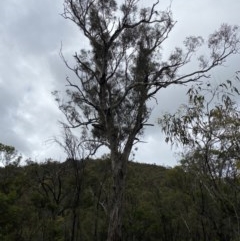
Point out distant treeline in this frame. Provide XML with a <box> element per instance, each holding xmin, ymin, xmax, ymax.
<box><xmin>0</xmin><ymin>157</ymin><xmax>240</xmax><ymax>241</ymax></box>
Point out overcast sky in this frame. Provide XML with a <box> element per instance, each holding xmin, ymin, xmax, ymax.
<box><xmin>0</xmin><ymin>0</ymin><xmax>240</xmax><ymax>166</ymax></box>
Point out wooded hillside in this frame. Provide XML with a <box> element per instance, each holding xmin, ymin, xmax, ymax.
<box><xmin>1</xmin><ymin>156</ymin><xmax>239</xmax><ymax>241</ymax></box>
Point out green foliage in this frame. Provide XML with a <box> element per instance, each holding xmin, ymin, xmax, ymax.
<box><xmin>0</xmin><ymin>156</ymin><xmax>240</xmax><ymax>240</ymax></box>
<box><xmin>159</xmin><ymin>74</ymin><xmax>240</xmax><ymax>240</ymax></box>
<box><xmin>0</xmin><ymin>142</ymin><xmax>21</xmax><ymax>166</ymax></box>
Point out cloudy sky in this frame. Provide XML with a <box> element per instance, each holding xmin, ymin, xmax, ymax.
<box><xmin>0</xmin><ymin>0</ymin><xmax>240</xmax><ymax>166</ymax></box>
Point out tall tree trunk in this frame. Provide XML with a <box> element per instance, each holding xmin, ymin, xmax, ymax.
<box><xmin>107</xmin><ymin>155</ymin><xmax>127</xmax><ymax>241</ymax></box>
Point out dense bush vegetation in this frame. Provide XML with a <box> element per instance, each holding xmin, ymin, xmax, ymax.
<box><xmin>0</xmin><ymin>156</ymin><xmax>240</xmax><ymax>241</ymax></box>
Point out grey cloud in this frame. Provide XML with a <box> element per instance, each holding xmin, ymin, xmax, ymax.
<box><xmin>0</xmin><ymin>0</ymin><xmax>240</xmax><ymax>165</ymax></box>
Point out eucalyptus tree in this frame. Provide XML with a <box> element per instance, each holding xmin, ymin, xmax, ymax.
<box><xmin>160</xmin><ymin>78</ymin><xmax>240</xmax><ymax>239</ymax></box>
<box><xmin>160</xmin><ymin>78</ymin><xmax>240</xmax><ymax>180</ymax></box>
<box><xmin>55</xmin><ymin>0</ymin><xmax>240</xmax><ymax>239</ymax></box>
<box><xmin>0</xmin><ymin>143</ymin><xmax>21</xmax><ymax>167</ymax></box>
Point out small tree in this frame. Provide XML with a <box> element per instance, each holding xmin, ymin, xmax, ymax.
<box><xmin>55</xmin><ymin>0</ymin><xmax>240</xmax><ymax>240</ymax></box>
<box><xmin>54</xmin><ymin>126</ymin><xmax>87</xmax><ymax>241</ymax></box>
<box><xmin>0</xmin><ymin>143</ymin><xmax>21</xmax><ymax>167</ymax></box>
<box><xmin>159</xmin><ymin>77</ymin><xmax>240</xmax><ymax>238</ymax></box>
<box><xmin>160</xmin><ymin>78</ymin><xmax>240</xmax><ymax>180</ymax></box>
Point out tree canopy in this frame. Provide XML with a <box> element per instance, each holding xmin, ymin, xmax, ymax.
<box><xmin>54</xmin><ymin>0</ymin><xmax>240</xmax><ymax>240</ymax></box>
